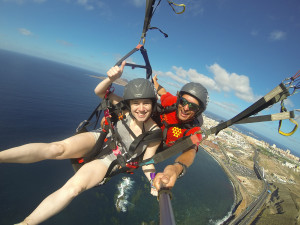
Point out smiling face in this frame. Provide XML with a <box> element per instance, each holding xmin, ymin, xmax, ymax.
<box><xmin>177</xmin><ymin>94</ymin><xmax>200</xmax><ymax>121</ymax></box>
<box><xmin>129</xmin><ymin>99</ymin><xmax>153</xmax><ymax>122</ymax></box>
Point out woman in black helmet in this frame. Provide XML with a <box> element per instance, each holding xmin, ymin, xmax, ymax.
<box><xmin>1</xmin><ymin>61</ymin><xmax>161</xmax><ymax>225</ymax></box>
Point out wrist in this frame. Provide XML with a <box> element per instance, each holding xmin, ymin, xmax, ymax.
<box><xmin>157</xmin><ymin>84</ymin><xmax>163</xmax><ymax>92</ymax></box>
<box><xmin>150</xmin><ymin>179</ymin><xmax>156</xmax><ymax>189</ymax></box>
<box><xmin>173</xmin><ymin>161</ymin><xmax>187</xmax><ymax>179</ymax></box>
<box><xmin>107</xmin><ymin>76</ymin><xmax>116</xmax><ymax>83</ymax></box>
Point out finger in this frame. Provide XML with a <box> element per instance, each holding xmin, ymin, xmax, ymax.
<box><xmin>161</xmin><ymin>176</ymin><xmax>170</xmax><ymax>185</ymax></box>
<box><xmin>120</xmin><ymin>60</ymin><xmax>126</xmax><ymax>72</ymax></box>
<box><xmin>153</xmin><ymin>179</ymin><xmax>160</xmax><ymax>190</ymax></box>
<box><xmin>154</xmin><ymin>177</ymin><xmax>164</xmax><ymax>190</ymax></box>
<box><xmin>107</xmin><ymin>69</ymin><xmax>112</xmax><ymax>76</ymax></box>
<box><xmin>107</xmin><ymin>66</ymin><xmax>118</xmax><ymax>76</ymax></box>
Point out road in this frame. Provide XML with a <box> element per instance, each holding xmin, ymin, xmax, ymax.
<box><xmin>230</xmin><ymin>149</ymin><xmax>269</xmax><ymax>225</ymax></box>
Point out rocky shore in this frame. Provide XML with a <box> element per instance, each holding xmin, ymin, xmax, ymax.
<box><xmin>200</xmin><ymin>115</ymin><xmax>300</xmax><ymax>225</ymax></box>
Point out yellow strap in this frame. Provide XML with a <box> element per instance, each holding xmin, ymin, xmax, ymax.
<box><xmin>168</xmin><ymin>1</ymin><xmax>186</xmax><ymax>14</ymax></box>
<box><xmin>278</xmin><ymin>118</ymin><xmax>298</xmax><ymax>136</ymax></box>
<box><xmin>278</xmin><ymin>102</ymin><xmax>298</xmax><ymax>136</ymax></box>
<box><xmin>139</xmin><ymin>37</ymin><xmax>146</xmax><ymax>45</ymax></box>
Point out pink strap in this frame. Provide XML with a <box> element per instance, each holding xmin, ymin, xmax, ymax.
<box><xmin>112</xmin><ymin>146</ymin><xmax>121</xmax><ymax>156</ymax></box>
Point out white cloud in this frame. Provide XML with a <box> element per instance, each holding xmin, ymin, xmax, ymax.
<box><xmin>208</xmin><ymin>63</ymin><xmax>255</xmax><ymax>102</ymax></box>
<box><xmin>283</xmin><ymin>98</ymin><xmax>294</xmax><ymax>108</ymax></box>
<box><xmin>155</xmin><ymin>66</ymin><xmax>219</xmax><ymax>91</ymax></box>
<box><xmin>269</xmin><ymin>30</ymin><xmax>287</xmax><ymax>41</ymax></box>
<box><xmin>128</xmin><ymin>0</ymin><xmax>144</xmax><ymax>7</ymax></box>
<box><xmin>187</xmin><ymin>0</ymin><xmax>204</xmax><ymax>16</ymax></box>
<box><xmin>155</xmin><ymin>63</ymin><xmax>256</xmax><ymax>103</ymax></box>
<box><xmin>251</xmin><ymin>29</ymin><xmax>258</xmax><ymax>36</ymax></box>
<box><xmin>154</xmin><ymin>69</ymin><xmax>188</xmax><ymax>84</ymax></box>
<box><xmin>56</xmin><ymin>40</ymin><xmax>73</xmax><ymax>47</ymax></box>
<box><xmin>77</xmin><ymin>0</ymin><xmax>94</xmax><ymax>10</ymax></box>
<box><xmin>211</xmin><ymin>100</ymin><xmax>240</xmax><ymax>115</ymax></box>
<box><xmin>18</xmin><ymin>28</ymin><xmax>33</xmax><ymax>36</ymax></box>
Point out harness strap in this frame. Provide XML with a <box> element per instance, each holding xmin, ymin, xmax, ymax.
<box><xmin>75</xmin><ymin>101</ymin><xmax>102</xmax><ymax>134</ymax></box>
<box><xmin>139</xmin><ymin>133</ymin><xmax>201</xmax><ymax>166</ymax></box>
<box><xmin>103</xmin><ymin>127</ymin><xmax>162</xmax><ymax>177</ymax></box>
<box><xmin>234</xmin><ymin>111</ymin><xmax>295</xmax><ymax>124</ymax></box>
<box><xmin>278</xmin><ymin>102</ymin><xmax>298</xmax><ymax>136</ymax></box>
<box><xmin>84</xmin><ymin>130</ymin><xmax>109</xmax><ymax>163</ymax></box>
<box><xmin>206</xmin><ymin>83</ymin><xmax>290</xmax><ymax>136</ymax></box>
<box><xmin>115</xmin><ymin>45</ymin><xmax>152</xmax><ymax>79</ymax></box>
<box><xmin>105</xmin><ymin>158</ymin><xmax>122</xmax><ymax>178</ymax></box>
<box><xmin>149</xmin><ymin>27</ymin><xmax>168</xmax><ymax>38</ymax></box>
<box><xmin>120</xmin><ymin>117</ymin><xmax>137</xmax><ymax>139</ymax></box>
<box><xmin>141</xmin><ymin>0</ymin><xmax>157</xmax><ymax>41</ymax></box>
<box><xmin>167</xmin><ymin>0</ymin><xmax>186</xmax><ymax>14</ymax></box>
<box><xmin>128</xmin><ymin>128</ymin><xmax>162</xmax><ymax>157</ymax></box>
<box><xmin>115</xmin><ymin>44</ymin><xmax>142</xmax><ymax>67</ymax></box>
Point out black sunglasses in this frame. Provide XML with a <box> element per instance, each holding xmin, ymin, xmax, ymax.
<box><xmin>178</xmin><ymin>96</ymin><xmax>200</xmax><ymax>111</ymax></box>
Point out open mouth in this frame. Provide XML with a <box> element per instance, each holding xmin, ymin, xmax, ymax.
<box><xmin>179</xmin><ymin>109</ymin><xmax>190</xmax><ymax>118</ymax></box>
<box><xmin>135</xmin><ymin>112</ymin><xmax>148</xmax><ymax>119</ymax></box>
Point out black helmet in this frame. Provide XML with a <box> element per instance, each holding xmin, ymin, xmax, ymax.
<box><xmin>123</xmin><ymin>78</ymin><xmax>156</xmax><ymax>101</ymax></box>
<box><xmin>179</xmin><ymin>82</ymin><xmax>208</xmax><ymax>111</ymax></box>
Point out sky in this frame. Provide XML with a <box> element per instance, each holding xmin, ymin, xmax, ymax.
<box><xmin>0</xmin><ymin>0</ymin><xmax>300</xmax><ymax>155</ymax></box>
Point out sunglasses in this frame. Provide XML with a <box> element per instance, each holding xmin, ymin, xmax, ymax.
<box><xmin>178</xmin><ymin>96</ymin><xmax>200</xmax><ymax>112</ymax></box>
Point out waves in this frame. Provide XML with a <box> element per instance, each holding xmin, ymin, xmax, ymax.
<box><xmin>209</xmin><ymin>203</ymin><xmax>235</xmax><ymax>225</ymax></box>
<box><xmin>115</xmin><ymin>176</ymin><xmax>135</xmax><ymax>212</ymax></box>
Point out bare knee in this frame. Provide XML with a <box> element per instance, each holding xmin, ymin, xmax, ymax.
<box><xmin>46</xmin><ymin>142</ymin><xmax>65</xmax><ymax>159</ymax></box>
<box><xmin>64</xmin><ymin>183</ymin><xmax>86</xmax><ymax>199</ymax></box>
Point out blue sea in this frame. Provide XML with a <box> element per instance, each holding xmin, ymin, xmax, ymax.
<box><xmin>0</xmin><ymin>49</ymin><xmax>234</xmax><ymax>225</ymax></box>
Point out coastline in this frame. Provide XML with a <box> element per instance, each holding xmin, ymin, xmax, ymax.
<box><xmin>200</xmin><ymin>114</ymin><xmax>300</xmax><ymax>225</ymax></box>
<box><xmin>199</xmin><ymin>143</ymin><xmax>246</xmax><ymax>223</ymax></box>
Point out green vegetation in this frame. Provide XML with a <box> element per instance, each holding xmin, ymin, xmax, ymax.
<box><xmin>224</xmin><ymin>130</ymin><xmax>232</xmax><ymax>135</ymax></box>
<box><xmin>257</xmin><ymin>146</ymin><xmax>299</xmax><ymax>166</ymax></box>
<box><xmin>231</xmin><ymin>158</ymin><xmax>240</xmax><ymax>164</ymax></box>
<box><xmin>257</xmin><ymin>146</ymin><xmax>273</xmax><ymax>157</ymax></box>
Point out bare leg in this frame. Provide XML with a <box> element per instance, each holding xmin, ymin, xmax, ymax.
<box><xmin>16</xmin><ymin>159</ymin><xmax>108</xmax><ymax>225</ymax></box>
<box><xmin>0</xmin><ymin>132</ymin><xmax>96</xmax><ymax>163</ymax></box>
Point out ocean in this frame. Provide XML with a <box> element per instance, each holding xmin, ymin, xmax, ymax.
<box><xmin>0</xmin><ymin>49</ymin><xmax>234</xmax><ymax>225</ymax></box>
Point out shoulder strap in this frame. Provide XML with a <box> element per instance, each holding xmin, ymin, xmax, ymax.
<box><xmin>128</xmin><ymin>128</ymin><xmax>162</xmax><ymax>158</ymax></box>
<box><xmin>139</xmin><ymin>133</ymin><xmax>200</xmax><ymax>167</ymax></box>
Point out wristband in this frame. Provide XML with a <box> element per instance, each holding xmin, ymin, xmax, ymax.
<box><xmin>150</xmin><ymin>172</ymin><xmax>156</xmax><ymax>180</ymax></box>
<box><xmin>150</xmin><ymin>172</ymin><xmax>156</xmax><ymax>189</ymax></box>
<box><xmin>157</xmin><ymin>85</ymin><xmax>164</xmax><ymax>92</ymax></box>
<box><xmin>150</xmin><ymin>179</ymin><xmax>156</xmax><ymax>189</ymax></box>
<box><xmin>174</xmin><ymin>161</ymin><xmax>187</xmax><ymax>179</ymax></box>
